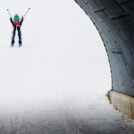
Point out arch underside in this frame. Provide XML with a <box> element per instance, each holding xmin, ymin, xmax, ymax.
<box><xmin>75</xmin><ymin>0</ymin><xmax>134</xmax><ymax>96</ymax></box>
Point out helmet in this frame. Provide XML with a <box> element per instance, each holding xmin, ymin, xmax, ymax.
<box><xmin>14</xmin><ymin>14</ymin><xmax>19</xmax><ymax>21</ymax></box>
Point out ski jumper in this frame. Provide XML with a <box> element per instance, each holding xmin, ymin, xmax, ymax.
<box><xmin>10</xmin><ymin>16</ymin><xmax>24</xmax><ymax>44</ymax></box>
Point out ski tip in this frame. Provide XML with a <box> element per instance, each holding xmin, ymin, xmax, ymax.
<box><xmin>18</xmin><ymin>44</ymin><xmax>22</xmax><ymax>47</ymax></box>
<box><xmin>11</xmin><ymin>43</ymin><xmax>14</xmax><ymax>47</ymax></box>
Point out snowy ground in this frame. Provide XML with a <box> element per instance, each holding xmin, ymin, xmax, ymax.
<box><xmin>0</xmin><ymin>46</ymin><xmax>133</xmax><ymax>134</ymax></box>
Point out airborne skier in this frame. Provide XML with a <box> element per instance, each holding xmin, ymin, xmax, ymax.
<box><xmin>10</xmin><ymin>14</ymin><xmax>24</xmax><ymax>47</ymax></box>
<box><xmin>7</xmin><ymin>8</ymin><xmax>30</xmax><ymax>47</ymax></box>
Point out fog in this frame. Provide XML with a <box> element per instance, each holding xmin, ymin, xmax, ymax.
<box><xmin>0</xmin><ymin>0</ymin><xmax>111</xmax><ymax>106</ymax></box>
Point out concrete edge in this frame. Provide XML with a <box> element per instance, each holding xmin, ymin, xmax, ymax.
<box><xmin>108</xmin><ymin>90</ymin><xmax>134</xmax><ymax>119</ymax></box>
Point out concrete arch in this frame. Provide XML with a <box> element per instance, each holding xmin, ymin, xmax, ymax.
<box><xmin>75</xmin><ymin>0</ymin><xmax>134</xmax><ymax>97</ymax></box>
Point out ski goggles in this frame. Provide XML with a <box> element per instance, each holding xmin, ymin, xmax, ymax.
<box><xmin>14</xmin><ymin>19</ymin><xmax>19</xmax><ymax>22</ymax></box>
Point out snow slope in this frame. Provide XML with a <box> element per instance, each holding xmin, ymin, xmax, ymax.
<box><xmin>0</xmin><ymin>43</ymin><xmax>109</xmax><ymax>108</ymax></box>
<box><xmin>0</xmin><ymin>32</ymin><xmax>133</xmax><ymax>134</ymax></box>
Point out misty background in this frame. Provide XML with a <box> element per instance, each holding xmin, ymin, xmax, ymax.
<box><xmin>0</xmin><ymin>0</ymin><xmax>111</xmax><ymax>106</ymax></box>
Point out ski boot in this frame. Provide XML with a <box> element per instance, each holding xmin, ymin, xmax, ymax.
<box><xmin>11</xmin><ymin>38</ymin><xmax>15</xmax><ymax>47</ymax></box>
<box><xmin>18</xmin><ymin>39</ymin><xmax>22</xmax><ymax>47</ymax></box>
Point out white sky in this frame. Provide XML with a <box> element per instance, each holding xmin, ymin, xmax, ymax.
<box><xmin>0</xmin><ymin>0</ymin><xmax>111</xmax><ymax>105</ymax></box>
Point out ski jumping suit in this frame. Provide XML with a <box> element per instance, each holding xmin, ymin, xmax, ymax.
<box><xmin>10</xmin><ymin>16</ymin><xmax>24</xmax><ymax>44</ymax></box>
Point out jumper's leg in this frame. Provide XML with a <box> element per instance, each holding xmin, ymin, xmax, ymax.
<box><xmin>17</xmin><ymin>26</ymin><xmax>22</xmax><ymax>47</ymax></box>
<box><xmin>11</xmin><ymin>26</ymin><xmax>16</xmax><ymax>47</ymax></box>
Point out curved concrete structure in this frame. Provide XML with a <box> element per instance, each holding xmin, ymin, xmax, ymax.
<box><xmin>75</xmin><ymin>0</ymin><xmax>134</xmax><ymax>96</ymax></box>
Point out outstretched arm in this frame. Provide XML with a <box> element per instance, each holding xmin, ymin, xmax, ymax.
<box><xmin>10</xmin><ymin>18</ymin><xmax>14</xmax><ymax>25</ymax></box>
<box><xmin>10</xmin><ymin>18</ymin><xmax>16</xmax><ymax>27</ymax></box>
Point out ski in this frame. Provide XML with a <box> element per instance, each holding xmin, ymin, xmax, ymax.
<box><xmin>18</xmin><ymin>39</ymin><xmax>22</xmax><ymax>47</ymax></box>
<box><xmin>11</xmin><ymin>39</ymin><xmax>14</xmax><ymax>47</ymax></box>
<box><xmin>18</xmin><ymin>44</ymin><xmax>22</xmax><ymax>47</ymax></box>
<box><xmin>11</xmin><ymin>43</ymin><xmax>14</xmax><ymax>47</ymax></box>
